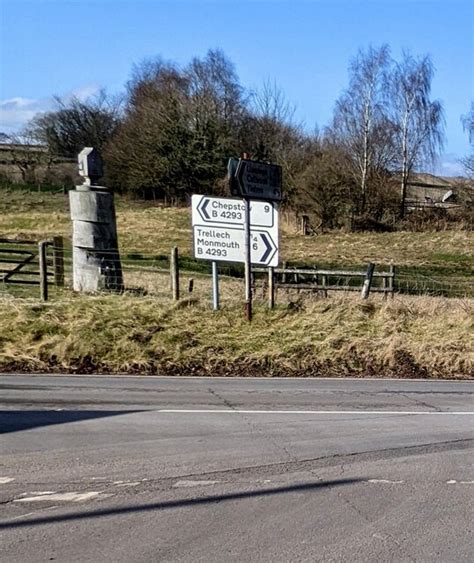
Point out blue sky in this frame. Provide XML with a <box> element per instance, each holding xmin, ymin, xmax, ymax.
<box><xmin>1</xmin><ymin>0</ymin><xmax>473</xmax><ymax>175</ymax></box>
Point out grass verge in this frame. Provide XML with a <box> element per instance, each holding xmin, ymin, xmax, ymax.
<box><xmin>1</xmin><ymin>293</ymin><xmax>472</xmax><ymax>378</ymax></box>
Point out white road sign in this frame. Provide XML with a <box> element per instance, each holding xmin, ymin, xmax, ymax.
<box><xmin>192</xmin><ymin>194</ymin><xmax>276</xmax><ymax>228</ymax></box>
<box><xmin>192</xmin><ymin>195</ymin><xmax>279</xmax><ymax>267</ymax></box>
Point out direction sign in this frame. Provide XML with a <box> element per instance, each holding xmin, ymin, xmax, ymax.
<box><xmin>234</xmin><ymin>159</ymin><xmax>282</xmax><ymax>201</ymax></box>
<box><xmin>192</xmin><ymin>195</ymin><xmax>276</xmax><ymax>228</ymax></box>
<box><xmin>193</xmin><ymin>225</ymin><xmax>278</xmax><ymax>267</ymax></box>
<box><xmin>192</xmin><ymin>194</ymin><xmax>279</xmax><ymax>267</ymax></box>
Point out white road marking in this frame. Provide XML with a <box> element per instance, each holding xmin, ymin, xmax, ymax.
<box><xmin>0</xmin><ymin>477</ymin><xmax>15</xmax><ymax>484</ymax></box>
<box><xmin>113</xmin><ymin>481</ymin><xmax>141</xmax><ymax>487</ymax></box>
<box><xmin>158</xmin><ymin>409</ymin><xmax>474</xmax><ymax>415</ymax></box>
<box><xmin>447</xmin><ymin>480</ymin><xmax>474</xmax><ymax>484</ymax></box>
<box><xmin>173</xmin><ymin>480</ymin><xmax>220</xmax><ymax>488</ymax></box>
<box><xmin>7</xmin><ymin>506</ymin><xmax>58</xmax><ymax>522</ymax></box>
<box><xmin>14</xmin><ymin>491</ymin><xmax>112</xmax><ymax>502</ymax></box>
<box><xmin>368</xmin><ymin>479</ymin><xmax>405</xmax><ymax>484</ymax></box>
<box><xmin>20</xmin><ymin>491</ymin><xmax>56</xmax><ymax>496</ymax></box>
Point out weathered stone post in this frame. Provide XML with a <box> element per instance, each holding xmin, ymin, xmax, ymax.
<box><xmin>69</xmin><ymin>147</ymin><xmax>123</xmax><ymax>292</ymax></box>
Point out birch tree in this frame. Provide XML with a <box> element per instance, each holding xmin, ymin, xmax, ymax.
<box><xmin>461</xmin><ymin>102</ymin><xmax>474</xmax><ymax>178</ymax></box>
<box><xmin>329</xmin><ymin>45</ymin><xmax>392</xmax><ymax>213</ymax></box>
<box><xmin>389</xmin><ymin>53</ymin><xmax>444</xmax><ymax>217</ymax></box>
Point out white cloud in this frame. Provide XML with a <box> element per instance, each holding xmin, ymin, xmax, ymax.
<box><xmin>0</xmin><ymin>97</ymin><xmax>52</xmax><ymax>133</ymax></box>
<box><xmin>0</xmin><ymin>85</ymin><xmax>101</xmax><ymax>134</ymax></box>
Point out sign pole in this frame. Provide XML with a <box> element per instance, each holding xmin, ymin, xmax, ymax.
<box><xmin>244</xmin><ymin>196</ymin><xmax>252</xmax><ymax>322</ymax></box>
<box><xmin>212</xmin><ymin>261</ymin><xmax>220</xmax><ymax>311</ymax></box>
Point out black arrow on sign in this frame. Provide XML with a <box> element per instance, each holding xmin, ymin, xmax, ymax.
<box><xmin>260</xmin><ymin>233</ymin><xmax>274</xmax><ymax>263</ymax></box>
<box><xmin>199</xmin><ymin>198</ymin><xmax>210</xmax><ymax>220</ymax></box>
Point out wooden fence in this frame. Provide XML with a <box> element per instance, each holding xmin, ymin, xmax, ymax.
<box><xmin>0</xmin><ymin>237</ymin><xmax>64</xmax><ymax>300</ymax></box>
<box><xmin>254</xmin><ymin>263</ymin><xmax>395</xmax><ymax>306</ymax></box>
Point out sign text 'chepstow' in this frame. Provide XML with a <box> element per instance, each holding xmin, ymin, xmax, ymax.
<box><xmin>194</xmin><ymin>194</ymin><xmax>275</xmax><ymax>228</ymax></box>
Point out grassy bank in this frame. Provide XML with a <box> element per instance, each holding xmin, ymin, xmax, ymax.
<box><xmin>1</xmin><ymin>293</ymin><xmax>472</xmax><ymax>378</ymax></box>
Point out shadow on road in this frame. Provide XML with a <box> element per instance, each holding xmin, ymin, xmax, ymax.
<box><xmin>0</xmin><ymin>410</ymin><xmax>143</xmax><ymax>434</ymax></box>
<box><xmin>0</xmin><ymin>479</ymin><xmax>363</xmax><ymax>530</ymax></box>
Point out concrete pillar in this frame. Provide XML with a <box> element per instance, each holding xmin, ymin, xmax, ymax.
<box><xmin>69</xmin><ymin>185</ymin><xmax>123</xmax><ymax>292</ymax></box>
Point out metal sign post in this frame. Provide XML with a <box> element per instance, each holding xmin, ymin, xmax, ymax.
<box><xmin>212</xmin><ymin>261</ymin><xmax>220</xmax><ymax>311</ymax></box>
<box><xmin>243</xmin><ymin>197</ymin><xmax>252</xmax><ymax>322</ymax></box>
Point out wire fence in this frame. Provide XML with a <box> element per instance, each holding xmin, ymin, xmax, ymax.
<box><xmin>1</xmin><ymin>237</ymin><xmax>472</xmax><ymax>301</ymax></box>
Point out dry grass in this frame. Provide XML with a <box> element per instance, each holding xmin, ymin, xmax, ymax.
<box><xmin>0</xmin><ymin>292</ymin><xmax>472</xmax><ymax>378</ymax></box>
<box><xmin>1</xmin><ymin>189</ymin><xmax>473</xmax><ymax>378</ymax></box>
<box><xmin>1</xmin><ymin>190</ymin><xmax>472</xmax><ymax>273</ymax></box>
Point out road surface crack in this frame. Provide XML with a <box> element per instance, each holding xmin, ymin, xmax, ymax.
<box><xmin>400</xmin><ymin>392</ymin><xmax>442</xmax><ymax>412</ymax></box>
<box><xmin>207</xmin><ymin>387</ymin><xmax>297</xmax><ymax>463</ymax></box>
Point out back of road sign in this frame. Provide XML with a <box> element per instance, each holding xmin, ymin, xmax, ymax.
<box><xmin>191</xmin><ymin>194</ymin><xmax>279</xmax><ymax>267</ymax></box>
<box><xmin>231</xmin><ymin>159</ymin><xmax>282</xmax><ymax>202</ymax></box>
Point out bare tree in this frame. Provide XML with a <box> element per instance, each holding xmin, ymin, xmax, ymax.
<box><xmin>28</xmin><ymin>90</ymin><xmax>122</xmax><ymax>158</ymax></box>
<box><xmin>329</xmin><ymin>45</ymin><xmax>392</xmax><ymax>213</ymax></box>
<box><xmin>3</xmin><ymin>130</ymin><xmax>57</xmax><ymax>185</ymax></box>
<box><xmin>461</xmin><ymin>102</ymin><xmax>474</xmax><ymax>178</ymax></box>
<box><xmin>186</xmin><ymin>49</ymin><xmax>246</xmax><ymax>130</ymax></box>
<box><xmin>247</xmin><ymin>79</ymin><xmax>299</xmax><ymax>160</ymax></box>
<box><xmin>106</xmin><ymin>60</ymin><xmax>192</xmax><ymax>199</ymax></box>
<box><xmin>243</xmin><ymin>80</ymin><xmax>308</xmax><ymax>203</ymax></box>
<box><xmin>389</xmin><ymin>53</ymin><xmax>445</xmax><ymax>217</ymax></box>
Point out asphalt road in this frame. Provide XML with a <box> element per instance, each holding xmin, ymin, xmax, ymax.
<box><xmin>0</xmin><ymin>375</ymin><xmax>473</xmax><ymax>562</ymax></box>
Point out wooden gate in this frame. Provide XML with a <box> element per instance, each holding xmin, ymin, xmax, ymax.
<box><xmin>0</xmin><ymin>237</ymin><xmax>64</xmax><ymax>299</ymax></box>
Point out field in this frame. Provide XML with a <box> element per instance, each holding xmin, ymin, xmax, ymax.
<box><xmin>1</xmin><ymin>188</ymin><xmax>473</xmax><ymax>378</ymax></box>
<box><xmin>1</xmin><ymin>190</ymin><xmax>472</xmax><ymax>279</ymax></box>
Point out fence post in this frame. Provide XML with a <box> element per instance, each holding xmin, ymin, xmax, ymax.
<box><xmin>361</xmin><ymin>262</ymin><xmax>375</xmax><ymax>300</ymax></box>
<box><xmin>38</xmin><ymin>241</ymin><xmax>49</xmax><ymax>301</ymax></box>
<box><xmin>170</xmin><ymin>246</ymin><xmax>179</xmax><ymax>301</ymax></box>
<box><xmin>321</xmin><ymin>274</ymin><xmax>328</xmax><ymax>297</ymax></box>
<box><xmin>389</xmin><ymin>263</ymin><xmax>395</xmax><ymax>298</ymax></box>
<box><xmin>52</xmin><ymin>236</ymin><xmax>64</xmax><ymax>287</ymax></box>
<box><xmin>268</xmin><ymin>267</ymin><xmax>275</xmax><ymax>309</ymax></box>
<box><xmin>300</xmin><ymin>215</ymin><xmax>309</xmax><ymax>235</ymax></box>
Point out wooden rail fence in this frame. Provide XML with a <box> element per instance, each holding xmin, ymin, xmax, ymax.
<box><xmin>0</xmin><ymin>237</ymin><xmax>64</xmax><ymax>300</ymax></box>
<box><xmin>254</xmin><ymin>263</ymin><xmax>395</xmax><ymax>307</ymax></box>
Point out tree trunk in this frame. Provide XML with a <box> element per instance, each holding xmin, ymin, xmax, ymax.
<box><xmin>399</xmin><ymin>119</ymin><xmax>409</xmax><ymax>219</ymax></box>
<box><xmin>361</xmin><ymin>111</ymin><xmax>370</xmax><ymax>214</ymax></box>
<box><xmin>400</xmin><ymin>174</ymin><xmax>407</xmax><ymax>219</ymax></box>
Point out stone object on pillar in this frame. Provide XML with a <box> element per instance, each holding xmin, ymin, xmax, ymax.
<box><xmin>70</xmin><ymin>147</ymin><xmax>123</xmax><ymax>293</ymax></box>
<box><xmin>78</xmin><ymin>147</ymin><xmax>104</xmax><ymax>186</ymax></box>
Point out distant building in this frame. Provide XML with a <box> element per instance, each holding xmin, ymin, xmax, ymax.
<box><xmin>402</xmin><ymin>173</ymin><xmax>464</xmax><ymax>210</ymax></box>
